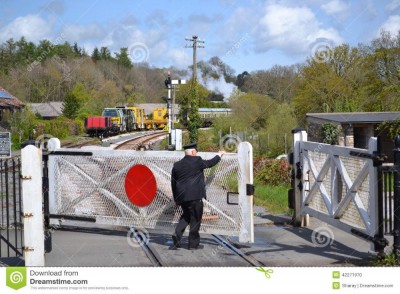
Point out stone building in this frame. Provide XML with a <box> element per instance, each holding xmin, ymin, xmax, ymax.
<box><xmin>306</xmin><ymin>112</ymin><xmax>400</xmax><ymax>162</ymax></box>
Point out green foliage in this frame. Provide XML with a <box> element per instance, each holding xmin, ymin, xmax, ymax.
<box><xmin>293</xmin><ymin>44</ymin><xmax>367</xmax><ymax>123</ymax></box>
<box><xmin>62</xmin><ymin>91</ymin><xmax>80</xmax><ymax>119</ymax></box>
<box><xmin>265</xmin><ymin>103</ymin><xmax>296</xmax><ymax>156</ymax></box>
<box><xmin>254</xmin><ymin>157</ymin><xmax>291</xmax><ymax>186</ymax></box>
<box><xmin>240</xmin><ymin>65</ymin><xmax>298</xmax><ymax>103</ymax></box>
<box><xmin>371</xmin><ymin>253</ymin><xmax>399</xmax><ymax>266</ymax></box>
<box><xmin>212</xmin><ymin>93</ymin><xmax>295</xmax><ymax>157</ymax></box>
<box><xmin>91</xmin><ymin>47</ymin><xmax>100</xmax><ymax>62</ymax></box>
<box><xmin>377</xmin><ymin>119</ymin><xmax>400</xmax><ymax>141</ymax></box>
<box><xmin>321</xmin><ymin>123</ymin><xmax>340</xmax><ymax>144</ymax></box>
<box><xmin>187</xmin><ymin>80</ymin><xmax>202</xmax><ymax>143</ymax></box>
<box><xmin>8</xmin><ymin>109</ymin><xmax>37</xmax><ymax>149</ymax></box>
<box><xmin>38</xmin><ymin>117</ymin><xmax>79</xmax><ymax>139</ymax></box>
<box><xmin>115</xmin><ymin>47</ymin><xmax>132</xmax><ymax>69</ymax></box>
<box><xmin>7</xmin><ymin>109</ymin><xmax>82</xmax><ymax>149</ymax></box>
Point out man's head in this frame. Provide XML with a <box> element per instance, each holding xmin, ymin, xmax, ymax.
<box><xmin>183</xmin><ymin>143</ymin><xmax>198</xmax><ymax>156</ymax></box>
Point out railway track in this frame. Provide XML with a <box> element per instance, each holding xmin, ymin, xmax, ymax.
<box><xmin>114</xmin><ymin>131</ymin><xmax>167</xmax><ymax>150</ymax></box>
<box><xmin>129</xmin><ymin>227</ymin><xmax>165</xmax><ymax>267</ymax></box>
<box><xmin>212</xmin><ymin>234</ymin><xmax>266</xmax><ymax>267</ymax></box>
<box><xmin>61</xmin><ymin>141</ymin><xmax>97</xmax><ymax>149</ymax></box>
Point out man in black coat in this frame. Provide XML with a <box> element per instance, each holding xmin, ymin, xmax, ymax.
<box><xmin>171</xmin><ymin>142</ymin><xmax>224</xmax><ymax>249</ymax></box>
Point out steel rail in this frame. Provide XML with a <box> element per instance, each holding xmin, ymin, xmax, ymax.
<box><xmin>130</xmin><ymin>226</ymin><xmax>164</xmax><ymax>267</ymax></box>
<box><xmin>211</xmin><ymin>234</ymin><xmax>265</xmax><ymax>267</ymax></box>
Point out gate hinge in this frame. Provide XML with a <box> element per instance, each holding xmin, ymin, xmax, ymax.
<box><xmin>20</xmin><ymin>175</ymin><xmax>32</xmax><ymax>180</ymax></box>
<box><xmin>21</xmin><ymin>212</ymin><xmax>33</xmax><ymax>218</ymax></box>
<box><xmin>246</xmin><ymin>184</ymin><xmax>255</xmax><ymax>196</ymax></box>
<box><xmin>22</xmin><ymin>247</ymin><xmax>34</xmax><ymax>252</ymax></box>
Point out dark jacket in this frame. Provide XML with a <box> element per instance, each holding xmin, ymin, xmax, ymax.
<box><xmin>171</xmin><ymin>155</ymin><xmax>221</xmax><ymax>204</ymax></box>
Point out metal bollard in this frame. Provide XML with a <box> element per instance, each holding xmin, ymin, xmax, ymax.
<box><xmin>393</xmin><ymin>135</ymin><xmax>400</xmax><ymax>262</ymax></box>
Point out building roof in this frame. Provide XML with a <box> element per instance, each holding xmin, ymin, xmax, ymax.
<box><xmin>198</xmin><ymin>108</ymin><xmax>232</xmax><ymax>112</ymax></box>
<box><xmin>29</xmin><ymin>102</ymin><xmax>63</xmax><ymax>118</ymax></box>
<box><xmin>306</xmin><ymin>112</ymin><xmax>400</xmax><ymax>124</ymax></box>
<box><xmin>0</xmin><ymin>87</ymin><xmax>25</xmax><ymax>108</ymax></box>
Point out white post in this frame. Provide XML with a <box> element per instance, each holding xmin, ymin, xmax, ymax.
<box><xmin>238</xmin><ymin>142</ymin><xmax>254</xmax><ymax>243</ymax></box>
<box><xmin>293</xmin><ymin>129</ymin><xmax>308</xmax><ymax>227</ymax></box>
<box><xmin>21</xmin><ymin>145</ymin><xmax>45</xmax><ymax>266</ymax></box>
<box><xmin>175</xmin><ymin>129</ymin><xmax>183</xmax><ymax>150</ymax></box>
<box><xmin>368</xmin><ymin>137</ymin><xmax>379</xmax><ymax>251</ymax></box>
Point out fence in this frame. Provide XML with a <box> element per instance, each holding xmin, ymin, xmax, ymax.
<box><xmin>0</xmin><ymin>157</ymin><xmax>24</xmax><ymax>262</ymax></box>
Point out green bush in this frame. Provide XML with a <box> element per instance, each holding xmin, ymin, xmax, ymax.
<box><xmin>254</xmin><ymin>157</ymin><xmax>291</xmax><ymax>186</ymax></box>
<box><xmin>322</xmin><ymin>122</ymin><xmax>340</xmax><ymax>145</ymax></box>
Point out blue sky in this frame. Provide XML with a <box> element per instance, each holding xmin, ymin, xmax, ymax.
<box><xmin>1</xmin><ymin>0</ymin><xmax>400</xmax><ymax>74</ymax></box>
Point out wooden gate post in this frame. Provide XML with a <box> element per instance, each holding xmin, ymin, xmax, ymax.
<box><xmin>238</xmin><ymin>142</ymin><xmax>254</xmax><ymax>243</ymax></box>
<box><xmin>292</xmin><ymin>128</ymin><xmax>307</xmax><ymax>227</ymax></box>
<box><xmin>21</xmin><ymin>145</ymin><xmax>45</xmax><ymax>266</ymax></box>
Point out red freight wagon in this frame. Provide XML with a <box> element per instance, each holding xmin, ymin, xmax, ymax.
<box><xmin>84</xmin><ymin>116</ymin><xmax>114</xmax><ymax>137</ymax></box>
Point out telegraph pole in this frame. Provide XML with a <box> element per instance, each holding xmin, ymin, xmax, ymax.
<box><xmin>185</xmin><ymin>35</ymin><xmax>205</xmax><ymax>81</ymax></box>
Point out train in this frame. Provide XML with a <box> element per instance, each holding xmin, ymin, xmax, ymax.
<box><xmin>84</xmin><ymin>106</ymin><xmax>169</xmax><ymax>137</ymax></box>
<box><xmin>84</xmin><ymin>105</ymin><xmax>233</xmax><ymax>138</ymax></box>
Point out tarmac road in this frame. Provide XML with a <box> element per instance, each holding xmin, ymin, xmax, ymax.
<box><xmin>42</xmin><ymin>213</ymin><xmax>383</xmax><ymax>267</ymax></box>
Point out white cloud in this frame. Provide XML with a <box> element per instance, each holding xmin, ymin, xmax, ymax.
<box><xmin>321</xmin><ymin>0</ymin><xmax>350</xmax><ymax>15</ymax></box>
<box><xmin>257</xmin><ymin>4</ymin><xmax>344</xmax><ymax>54</ymax></box>
<box><xmin>62</xmin><ymin>23</ymin><xmax>104</xmax><ymax>42</ymax></box>
<box><xmin>0</xmin><ymin>14</ymin><xmax>53</xmax><ymax>42</ymax></box>
<box><xmin>377</xmin><ymin>15</ymin><xmax>400</xmax><ymax>36</ymax></box>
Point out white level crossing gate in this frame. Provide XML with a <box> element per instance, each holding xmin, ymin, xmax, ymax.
<box><xmin>292</xmin><ymin>130</ymin><xmax>387</xmax><ymax>251</ymax></box>
<box><xmin>46</xmin><ymin>141</ymin><xmax>254</xmax><ymax>243</ymax></box>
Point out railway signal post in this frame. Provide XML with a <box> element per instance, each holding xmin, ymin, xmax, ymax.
<box><xmin>164</xmin><ymin>73</ymin><xmax>172</xmax><ymax>148</ymax></box>
<box><xmin>165</xmin><ymin>73</ymin><xmax>186</xmax><ymax>150</ymax></box>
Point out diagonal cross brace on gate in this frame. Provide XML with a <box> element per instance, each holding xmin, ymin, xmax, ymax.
<box><xmin>292</xmin><ymin>129</ymin><xmax>388</xmax><ymax>253</ymax></box>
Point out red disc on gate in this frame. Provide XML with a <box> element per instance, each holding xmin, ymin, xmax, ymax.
<box><xmin>124</xmin><ymin>164</ymin><xmax>157</xmax><ymax>207</ymax></box>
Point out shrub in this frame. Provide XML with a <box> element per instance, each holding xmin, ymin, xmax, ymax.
<box><xmin>322</xmin><ymin>122</ymin><xmax>340</xmax><ymax>145</ymax></box>
<box><xmin>254</xmin><ymin>157</ymin><xmax>291</xmax><ymax>186</ymax></box>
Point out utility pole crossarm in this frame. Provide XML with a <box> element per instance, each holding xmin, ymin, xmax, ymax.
<box><xmin>185</xmin><ymin>35</ymin><xmax>205</xmax><ymax>81</ymax></box>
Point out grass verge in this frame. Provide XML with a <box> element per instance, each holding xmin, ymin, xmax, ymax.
<box><xmin>254</xmin><ymin>184</ymin><xmax>291</xmax><ymax>215</ymax></box>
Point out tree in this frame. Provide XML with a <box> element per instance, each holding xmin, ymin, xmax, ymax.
<box><xmin>240</xmin><ymin>65</ymin><xmax>298</xmax><ymax>103</ymax></box>
<box><xmin>187</xmin><ymin>80</ymin><xmax>202</xmax><ymax>143</ymax></box>
<box><xmin>293</xmin><ymin>44</ymin><xmax>368</xmax><ymax>123</ymax></box>
<box><xmin>91</xmin><ymin>47</ymin><xmax>100</xmax><ymax>62</ymax></box>
<box><xmin>99</xmin><ymin>46</ymin><xmax>112</xmax><ymax>60</ymax></box>
<box><xmin>115</xmin><ymin>47</ymin><xmax>133</xmax><ymax>69</ymax></box>
<box><xmin>62</xmin><ymin>91</ymin><xmax>80</xmax><ymax>119</ymax></box>
<box><xmin>72</xmin><ymin>42</ymin><xmax>82</xmax><ymax>57</ymax></box>
<box><xmin>364</xmin><ymin>30</ymin><xmax>400</xmax><ymax>111</ymax></box>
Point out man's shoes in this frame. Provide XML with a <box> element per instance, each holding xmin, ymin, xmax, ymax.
<box><xmin>188</xmin><ymin>244</ymin><xmax>204</xmax><ymax>250</ymax></box>
<box><xmin>172</xmin><ymin>235</ymin><xmax>181</xmax><ymax>248</ymax></box>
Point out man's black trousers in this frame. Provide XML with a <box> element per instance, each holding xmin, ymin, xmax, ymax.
<box><xmin>174</xmin><ymin>199</ymin><xmax>203</xmax><ymax>248</ymax></box>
